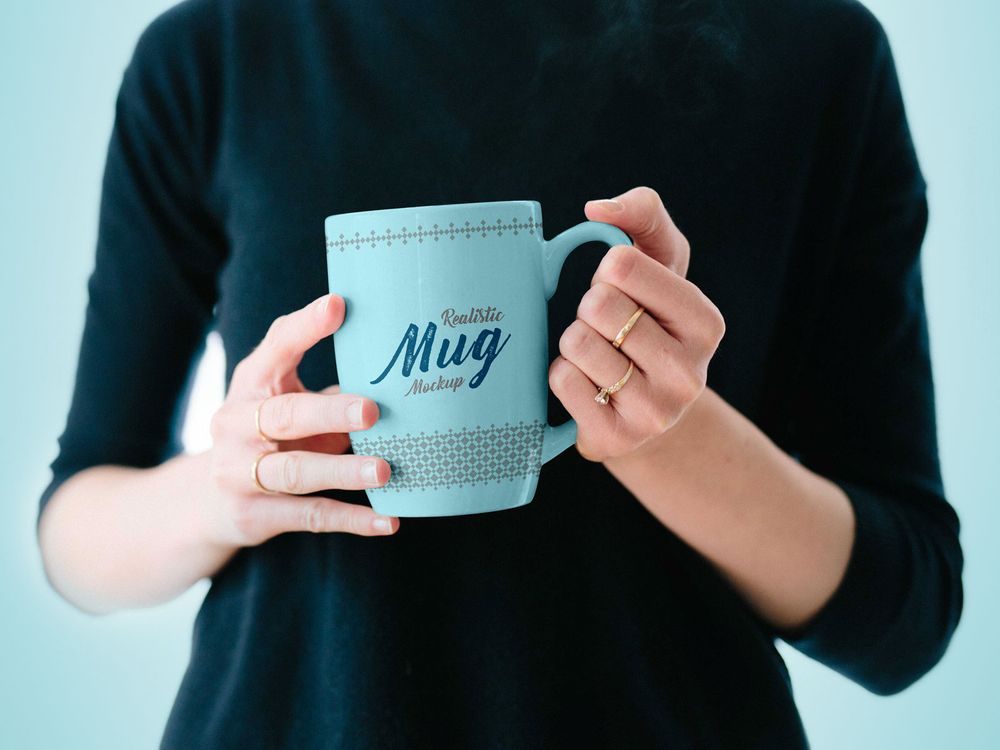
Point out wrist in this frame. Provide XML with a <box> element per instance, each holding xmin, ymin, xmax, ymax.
<box><xmin>177</xmin><ymin>450</ymin><xmax>242</xmax><ymax>564</ymax></box>
<box><xmin>604</xmin><ymin>385</ymin><xmax>714</xmax><ymax>470</ymax></box>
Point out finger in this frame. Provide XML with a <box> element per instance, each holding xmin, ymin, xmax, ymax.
<box><xmin>584</xmin><ymin>186</ymin><xmax>690</xmax><ymax>277</ymax></box>
<box><xmin>267</xmin><ymin>385</ymin><xmax>350</xmax><ymax>454</ymax></box>
<box><xmin>236</xmin><ymin>293</ymin><xmax>346</xmax><ymax>391</ymax></box>
<box><xmin>558</xmin><ymin>319</ymin><xmax>652</xmax><ymax>422</ymax></box>
<box><xmin>244</xmin><ymin>495</ymin><xmax>399</xmax><ymax>538</ymax></box>
<box><xmin>255</xmin><ymin>450</ymin><xmax>391</xmax><ymax>494</ymax></box>
<box><xmin>548</xmin><ymin>356</ymin><xmax>623</xmax><ymax>461</ymax></box>
<box><xmin>591</xmin><ymin>245</ymin><xmax>715</xmax><ymax>347</ymax></box>
<box><xmin>256</xmin><ymin>392</ymin><xmax>379</xmax><ymax>441</ymax></box>
<box><xmin>576</xmin><ymin>282</ymin><xmax>685</xmax><ymax>373</ymax></box>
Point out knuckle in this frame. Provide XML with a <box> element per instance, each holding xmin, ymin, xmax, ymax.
<box><xmin>328</xmin><ymin>456</ymin><xmax>351</xmax><ymax>489</ymax></box>
<box><xmin>632</xmin><ymin>186</ymin><xmax>664</xmax><ymax>231</ymax></box>
<box><xmin>603</xmin><ymin>245</ymin><xmax>636</xmax><ymax>286</ymax></box>
<box><xmin>268</xmin><ymin>313</ymin><xmax>288</xmax><ymax>336</ymax></box>
<box><xmin>559</xmin><ymin>321</ymin><xmax>590</xmax><ymax>359</ymax></box>
<box><xmin>330</xmin><ymin>395</ymin><xmax>355</xmax><ymax>431</ymax></box>
<box><xmin>709</xmin><ymin>304</ymin><xmax>727</xmax><ymax>343</ymax></box>
<box><xmin>231</xmin><ymin>496</ymin><xmax>259</xmax><ymax>540</ymax></box>
<box><xmin>637</xmin><ymin>185</ymin><xmax>662</xmax><ymax>204</ymax></box>
<box><xmin>578</xmin><ymin>282</ymin><xmax>616</xmax><ymax>323</ymax></box>
<box><xmin>677</xmin><ymin>366</ymin><xmax>705</xmax><ymax>405</ymax></box>
<box><xmin>270</xmin><ymin>394</ymin><xmax>297</xmax><ymax>436</ymax></box>
<box><xmin>637</xmin><ymin>206</ymin><xmax>662</xmax><ymax>238</ymax></box>
<box><xmin>209</xmin><ymin>407</ymin><xmax>227</xmax><ymax>442</ymax></box>
<box><xmin>346</xmin><ymin>509</ymin><xmax>368</xmax><ymax>536</ymax></box>
<box><xmin>693</xmin><ymin>287</ymin><xmax>723</xmax><ymax>338</ymax></box>
<box><xmin>548</xmin><ymin>357</ymin><xmax>572</xmax><ymax>392</ymax></box>
<box><xmin>302</xmin><ymin>499</ymin><xmax>328</xmax><ymax>533</ymax></box>
<box><xmin>575</xmin><ymin>436</ymin><xmax>606</xmax><ymax>463</ymax></box>
<box><xmin>678</xmin><ymin>233</ymin><xmax>692</xmax><ymax>257</ymax></box>
<box><xmin>265</xmin><ymin>314</ymin><xmax>289</xmax><ymax>346</ymax></box>
<box><xmin>231</xmin><ymin>358</ymin><xmax>252</xmax><ymax>385</ymax></box>
<box><xmin>647</xmin><ymin>400</ymin><xmax>676</xmax><ymax>434</ymax></box>
<box><xmin>281</xmin><ymin>453</ymin><xmax>305</xmax><ymax>493</ymax></box>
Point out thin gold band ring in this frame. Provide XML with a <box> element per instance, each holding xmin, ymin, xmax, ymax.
<box><xmin>612</xmin><ymin>305</ymin><xmax>645</xmax><ymax>349</ymax></box>
<box><xmin>251</xmin><ymin>450</ymin><xmax>279</xmax><ymax>494</ymax></box>
<box><xmin>255</xmin><ymin>398</ymin><xmax>277</xmax><ymax>444</ymax></box>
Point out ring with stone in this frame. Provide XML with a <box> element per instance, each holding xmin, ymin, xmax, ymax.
<box><xmin>594</xmin><ymin>359</ymin><xmax>636</xmax><ymax>405</ymax></box>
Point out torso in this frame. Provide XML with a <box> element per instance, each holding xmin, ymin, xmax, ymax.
<box><xmin>161</xmin><ymin>1</ymin><xmax>868</xmax><ymax>746</ymax></box>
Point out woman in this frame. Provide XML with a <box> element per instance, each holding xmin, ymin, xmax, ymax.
<box><xmin>37</xmin><ymin>0</ymin><xmax>963</xmax><ymax>747</ymax></box>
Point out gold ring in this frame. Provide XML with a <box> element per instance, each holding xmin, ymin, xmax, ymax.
<box><xmin>612</xmin><ymin>305</ymin><xmax>645</xmax><ymax>349</ymax></box>
<box><xmin>251</xmin><ymin>451</ymin><xmax>279</xmax><ymax>494</ymax></box>
<box><xmin>594</xmin><ymin>360</ymin><xmax>635</xmax><ymax>405</ymax></box>
<box><xmin>255</xmin><ymin>397</ymin><xmax>277</xmax><ymax>444</ymax></box>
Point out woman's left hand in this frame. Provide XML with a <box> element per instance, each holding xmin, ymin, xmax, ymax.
<box><xmin>549</xmin><ymin>186</ymin><xmax>726</xmax><ymax>461</ymax></box>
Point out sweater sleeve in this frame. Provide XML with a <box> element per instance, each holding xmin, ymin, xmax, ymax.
<box><xmin>778</xmin><ymin>11</ymin><xmax>963</xmax><ymax>695</ymax></box>
<box><xmin>37</xmin><ymin>4</ymin><xmax>227</xmax><ymax>526</ymax></box>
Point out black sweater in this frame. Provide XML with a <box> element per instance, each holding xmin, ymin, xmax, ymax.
<box><xmin>39</xmin><ymin>1</ymin><xmax>963</xmax><ymax>747</ymax></box>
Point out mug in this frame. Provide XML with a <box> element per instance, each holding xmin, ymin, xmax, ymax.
<box><xmin>325</xmin><ymin>200</ymin><xmax>631</xmax><ymax>517</ymax></box>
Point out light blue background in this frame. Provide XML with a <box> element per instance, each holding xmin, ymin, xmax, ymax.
<box><xmin>1</xmin><ymin>2</ymin><xmax>996</xmax><ymax>747</ymax></box>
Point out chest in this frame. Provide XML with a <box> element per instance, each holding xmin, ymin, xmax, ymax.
<box><xmin>208</xmin><ymin>49</ymin><xmax>809</xmax><ymax>426</ymax></box>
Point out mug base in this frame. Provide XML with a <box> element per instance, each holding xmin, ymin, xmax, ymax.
<box><xmin>366</xmin><ymin>473</ymin><xmax>540</xmax><ymax>517</ymax></box>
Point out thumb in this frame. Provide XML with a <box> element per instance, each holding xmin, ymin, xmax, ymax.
<box><xmin>584</xmin><ymin>185</ymin><xmax>690</xmax><ymax>278</ymax></box>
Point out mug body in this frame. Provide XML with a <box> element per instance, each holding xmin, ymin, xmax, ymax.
<box><xmin>325</xmin><ymin>200</ymin><xmax>550</xmax><ymax>516</ymax></box>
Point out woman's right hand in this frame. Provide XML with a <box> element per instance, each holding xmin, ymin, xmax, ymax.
<box><xmin>202</xmin><ymin>292</ymin><xmax>398</xmax><ymax>548</ymax></box>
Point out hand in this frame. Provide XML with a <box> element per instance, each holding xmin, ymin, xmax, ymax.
<box><xmin>203</xmin><ymin>293</ymin><xmax>399</xmax><ymax>547</ymax></box>
<box><xmin>549</xmin><ymin>186</ymin><xmax>726</xmax><ymax>461</ymax></box>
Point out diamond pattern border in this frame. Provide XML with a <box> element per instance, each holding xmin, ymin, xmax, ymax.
<box><xmin>352</xmin><ymin>420</ymin><xmax>546</xmax><ymax>492</ymax></box>
<box><xmin>326</xmin><ymin>217</ymin><xmax>542</xmax><ymax>251</ymax></box>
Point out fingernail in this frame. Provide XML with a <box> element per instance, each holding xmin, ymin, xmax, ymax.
<box><xmin>316</xmin><ymin>294</ymin><xmax>330</xmax><ymax>313</ymax></box>
<box><xmin>590</xmin><ymin>198</ymin><xmax>623</xmax><ymax>212</ymax></box>
<box><xmin>362</xmin><ymin>459</ymin><xmax>380</xmax><ymax>485</ymax></box>
<box><xmin>348</xmin><ymin>398</ymin><xmax>365</xmax><ymax>428</ymax></box>
<box><xmin>372</xmin><ymin>516</ymin><xmax>394</xmax><ymax>534</ymax></box>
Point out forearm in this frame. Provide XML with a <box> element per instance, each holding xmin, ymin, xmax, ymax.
<box><xmin>603</xmin><ymin>387</ymin><xmax>856</xmax><ymax>632</ymax></box>
<box><xmin>38</xmin><ymin>450</ymin><xmax>237</xmax><ymax>615</ymax></box>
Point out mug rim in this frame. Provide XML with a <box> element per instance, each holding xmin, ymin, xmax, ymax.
<box><xmin>325</xmin><ymin>199</ymin><xmax>540</xmax><ymax>222</ymax></box>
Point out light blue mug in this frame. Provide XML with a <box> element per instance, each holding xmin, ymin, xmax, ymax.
<box><xmin>325</xmin><ymin>200</ymin><xmax>631</xmax><ymax>517</ymax></box>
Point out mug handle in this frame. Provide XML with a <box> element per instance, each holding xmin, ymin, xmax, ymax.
<box><xmin>539</xmin><ymin>220</ymin><xmax>633</xmax><ymax>464</ymax></box>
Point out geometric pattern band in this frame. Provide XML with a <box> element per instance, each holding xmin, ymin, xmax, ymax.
<box><xmin>351</xmin><ymin>419</ymin><xmax>546</xmax><ymax>492</ymax></box>
<box><xmin>326</xmin><ymin>216</ymin><xmax>542</xmax><ymax>251</ymax></box>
